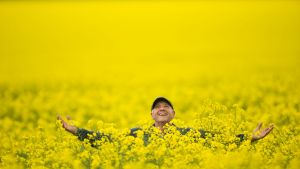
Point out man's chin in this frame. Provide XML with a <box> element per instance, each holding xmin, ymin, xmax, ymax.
<box><xmin>156</xmin><ymin>118</ymin><xmax>171</xmax><ymax>123</ymax></box>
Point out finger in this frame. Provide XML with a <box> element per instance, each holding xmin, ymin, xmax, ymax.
<box><xmin>261</xmin><ymin>124</ymin><xmax>274</xmax><ymax>134</ymax></box>
<box><xmin>261</xmin><ymin>127</ymin><xmax>273</xmax><ymax>137</ymax></box>
<box><xmin>266</xmin><ymin>126</ymin><xmax>274</xmax><ymax>133</ymax></box>
<box><xmin>262</xmin><ymin>127</ymin><xmax>270</xmax><ymax>134</ymax></box>
<box><xmin>66</xmin><ymin>116</ymin><xmax>71</xmax><ymax>120</ymax></box>
<box><xmin>253</xmin><ymin>122</ymin><xmax>263</xmax><ymax>133</ymax></box>
<box><xmin>57</xmin><ymin>116</ymin><xmax>68</xmax><ymax>126</ymax></box>
<box><xmin>57</xmin><ymin>116</ymin><xmax>65</xmax><ymax>124</ymax></box>
<box><xmin>57</xmin><ymin>116</ymin><xmax>64</xmax><ymax>122</ymax></box>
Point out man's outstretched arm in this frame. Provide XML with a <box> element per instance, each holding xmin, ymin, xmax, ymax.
<box><xmin>194</xmin><ymin>122</ymin><xmax>274</xmax><ymax>144</ymax></box>
<box><xmin>233</xmin><ymin>122</ymin><xmax>274</xmax><ymax>143</ymax></box>
<box><xmin>57</xmin><ymin>115</ymin><xmax>110</xmax><ymax>143</ymax></box>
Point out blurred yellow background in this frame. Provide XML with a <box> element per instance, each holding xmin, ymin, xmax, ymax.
<box><xmin>1</xmin><ymin>0</ymin><xmax>299</xmax><ymax>82</ymax></box>
<box><xmin>1</xmin><ymin>2</ymin><xmax>300</xmax><ymax>168</ymax></box>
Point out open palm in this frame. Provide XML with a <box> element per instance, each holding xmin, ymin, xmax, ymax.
<box><xmin>251</xmin><ymin>122</ymin><xmax>274</xmax><ymax>142</ymax></box>
<box><xmin>57</xmin><ymin>115</ymin><xmax>78</xmax><ymax>134</ymax></box>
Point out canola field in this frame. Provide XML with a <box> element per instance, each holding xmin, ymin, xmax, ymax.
<box><xmin>1</xmin><ymin>1</ymin><xmax>300</xmax><ymax>169</ymax></box>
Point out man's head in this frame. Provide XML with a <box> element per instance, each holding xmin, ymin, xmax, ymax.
<box><xmin>151</xmin><ymin>97</ymin><xmax>175</xmax><ymax>123</ymax></box>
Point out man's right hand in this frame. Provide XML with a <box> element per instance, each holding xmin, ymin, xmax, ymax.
<box><xmin>57</xmin><ymin>115</ymin><xmax>78</xmax><ymax>135</ymax></box>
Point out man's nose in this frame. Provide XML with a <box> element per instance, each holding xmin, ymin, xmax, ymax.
<box><xmin>158</xmin><ymin>106</ymin><xmax>165</xmax><ymax>111</ymax></box>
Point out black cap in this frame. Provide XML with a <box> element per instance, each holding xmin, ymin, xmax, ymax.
<box><xmin>151</xmin><ymin>97</ymin><xmax>174</xmax><ymax>110</ymax></box>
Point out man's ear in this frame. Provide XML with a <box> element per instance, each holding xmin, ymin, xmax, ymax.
<box><xmin>151</xmin><ymin>110</ymin><xmax>155</xmax><ymax>119</ymax></box>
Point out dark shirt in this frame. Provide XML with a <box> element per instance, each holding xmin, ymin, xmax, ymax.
<box><xmin>75</xmin><ymin>125</ymin><xmax>245</xmax><ymax>147</ymax></box>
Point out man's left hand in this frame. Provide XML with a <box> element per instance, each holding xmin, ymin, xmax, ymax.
<box><xmin>251</xmin><ymin>122</ymin><xmax>274</xmax><ymax>142</ymax></box>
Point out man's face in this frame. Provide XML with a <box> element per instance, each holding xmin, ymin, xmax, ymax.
<box><xmin>151</xmin><ymin>101</ymin><xmax>175</xmax><ymax>123</ymax></box>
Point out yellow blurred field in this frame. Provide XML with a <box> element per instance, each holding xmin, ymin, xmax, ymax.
<box><xmin>0</xmin><ymin>0</ymin><xmax>300</xmax><ymax>168</ymax></box>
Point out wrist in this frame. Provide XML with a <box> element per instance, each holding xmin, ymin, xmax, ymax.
<box><xmin>251</xmin><ymin>136</ymin><xmax>259</xmax><ymax>143</ymax></box>
<box><xmin>73</xmin><ymin>127</ymin><xmax>78</xmax><ymax>135</ymax></box>
<box><xmin>68</xmin><ymin>126</ymin><xmax>78</xmax><ymax>135</ymax></box>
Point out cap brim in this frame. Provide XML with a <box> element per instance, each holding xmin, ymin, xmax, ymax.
<box><xmin>151</xmin><ymin>97</ymin><xmax>173</xmax><ymax>110</ymax></box>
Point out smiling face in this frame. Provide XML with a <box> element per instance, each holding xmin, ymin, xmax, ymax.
<box><xmin>151</xmin><ymin>101</ymin><xmax>175</xmax><ymax>123</ymax></box>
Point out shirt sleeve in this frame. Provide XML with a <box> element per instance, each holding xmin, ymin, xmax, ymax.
<box><xmin>75</xmin><ymin>128</ymin><xmax>111</xmax><ymax>146</ymax></box>
<box><xmin>197</xmin><ymin>129</ymin><xmax>245</xmax><ymax>140</ymax></box>
<box><xmin>197</xmin><ymin>129</ymin><xmax>246</xmax><ymax>146</ymax></box>
<box><xmin>129</xmin><ymin>127</ymin><xmax>142</xmax><ymax>137</ymax></box>
<box><xmin>235</xmin><ymin>134</ymin><xmax>245</xmax><ymax>142</ymax></box>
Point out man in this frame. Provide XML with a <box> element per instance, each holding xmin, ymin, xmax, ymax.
<box><xmin>57</xmin><ymin>97</ymin><xmax>274</xmax><ymax>145</ymax></box>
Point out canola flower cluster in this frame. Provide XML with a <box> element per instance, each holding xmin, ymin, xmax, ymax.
<box><xmin>0</xmin><ymin>73</ymin><xmax>299</xmax><ymax>169</ymax></box>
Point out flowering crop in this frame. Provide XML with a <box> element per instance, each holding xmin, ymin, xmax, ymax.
<box><xmin>0</xmin><ymin>73</ymin><xmax>299</xmax><ymax>169</ymax></box>
<box><xmin>0</xmin><ymin>1</ymin><xmax>299</xmax><ymax>168</ymax></box>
